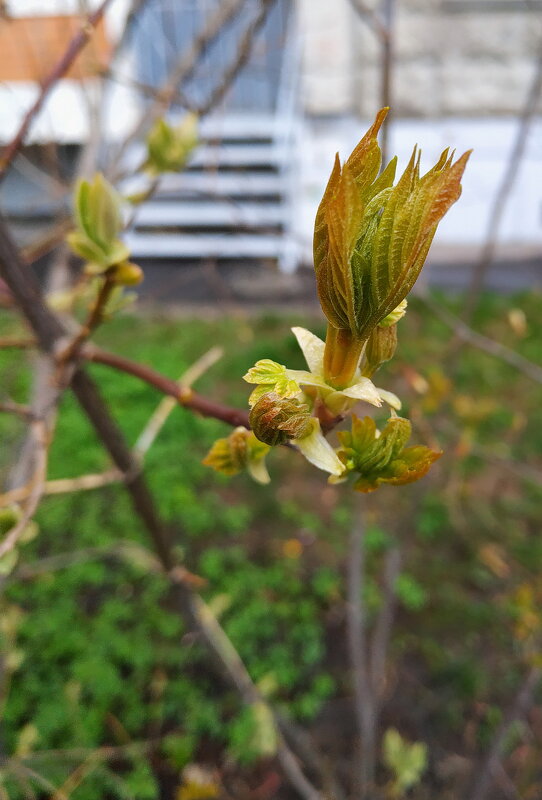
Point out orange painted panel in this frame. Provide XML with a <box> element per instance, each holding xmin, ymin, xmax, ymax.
<box><xmin>0</xmin><ymin>15</ymin><xmax>111</xmax><ymax>81</ymax></box>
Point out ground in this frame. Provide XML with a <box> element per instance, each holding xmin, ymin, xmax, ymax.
<box><xmin>1</xmin><ymin>291</ymin><xmax>542</xmax><ymax>799</ymax></box>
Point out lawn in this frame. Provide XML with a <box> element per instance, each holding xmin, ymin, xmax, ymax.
<box><xmin>1</xmin><ymin>291</ymin><xmax>542</xmax><ymax>799</ymax></box>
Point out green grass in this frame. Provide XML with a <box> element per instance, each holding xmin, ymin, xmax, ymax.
<box><xmin>1</xmin><ymin>292</ymin><xmax>542</xmax><ymax>798</ymax></box>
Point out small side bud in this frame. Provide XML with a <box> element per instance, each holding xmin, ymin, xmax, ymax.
<box><xmin>113</xmin><ymin>261</ymin><xmax>144</xmax><ymax>286</ymax></box>
<box><xmin>249</xmin><ymin>392</ymin><xmax>313</xmax><ymax>446</ymax></box>
<box><xmin>363</xmin><ymin>324</ymin><xmax>397</xmax><ymax>377</ymax></box>
<box><xmin>146</xmin><ymin>114</ymin><xmax>198</xmax><ymax>174</ymax></box>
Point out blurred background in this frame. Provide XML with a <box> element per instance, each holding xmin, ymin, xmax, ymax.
<box><xmin>1</xmin><ymin>0</ymin><xmax>541</xmax><ymax>297</ymax></box>
<box><xmin>1</xmin><ymin>2</ymin><xmax>542</xmax><ymax>799</ymax></box>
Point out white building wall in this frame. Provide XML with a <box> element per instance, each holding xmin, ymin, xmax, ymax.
<box><xmin>300</xmin><ymin>0</ymin><xmax>542</xmax><ymax>118</ymax></box>
<box><xmin>297</xmin><ymin>0</ymin><xmax>542</xmax><ymax>251</ymax></box>
<box><xmin>0</xmin><ymin>0</ymin><xmax>138</xmax><ymax>144</ymax></box>
<box><xmin>296</xmin><ymin>0</ymin><xmax>353</xmax><ymax>114</ymax></box>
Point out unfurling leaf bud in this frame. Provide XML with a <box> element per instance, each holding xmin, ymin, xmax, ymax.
<box><xmin>66</xmin><ymin>173</ymin><xmax>129</xmax><ymax>271</ymax></box>
<box><xmin>249</xmin><ymin>392</ymin><xmax>313</xmax><ymax>446</ymax></box>
<box><xmin>335</xmin><ymin>415</ymin><xmax>441</xmax><ymax>492</ymax></box>
<box><xmin>314</xmin><ymin>108</ymin><xmax>470</xmax><ymax>388</ymax></box>
<box><xmin>146</xmin><ymin>114</ymin><xmax>198</xmax><ymax>175</ymax></box>
<box><xmin>363</xmin><ymin>324</ymin><xmax>397</xmax><ymax>377</ymax></box>
<box><xmin>203</xmin><ymin>428</ymin><xmax>270</xmax><ymax>484</ymax></box>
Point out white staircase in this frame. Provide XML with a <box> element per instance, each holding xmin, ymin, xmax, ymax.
<box><xmin>123</xmin><ymin>114</ymin><xmax>300</xmax><ymax>273</ymax></box>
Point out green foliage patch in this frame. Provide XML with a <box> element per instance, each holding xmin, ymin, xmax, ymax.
<box><xmin>1</xmin><ymin>291</ymin><xmax>542</xmax><ymax>797</ymax></box>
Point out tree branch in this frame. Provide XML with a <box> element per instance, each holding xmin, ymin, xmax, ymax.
<box><xmin>0</xmin><ymin>418</ymin><xmax>49</xmax><ymax>559</ymax></box>
<box><xmin>468</xmin><ymin>666</ymin><xmax>540</xmax><ymax>800</ymax></box>
<box><xmin>346</xmin><ymin>513</ymin><xmax>376</xmax><ymax>798</ymax></box>
<box><xmin>0</xmin><ymin>214</ymin><xmax>321</xmax><ymax>800</ymax></box>
<box><xmin>83</xmin><ymin>343</ymin><xmax>250</xmax><ymax>428</ymax></box>
<box><xmin>465</xmin><ymin>50</ymin><xmax>542</xmax><ymax>317</ymax></box>
<box><xmin>109</xmin><ymin>0</ymin><xmax>247</xmax><ymax>174</ymax></box>
<box><xmin>348</xmin><ymin>0</ymin><xmax>389</xmax><ymax>42</ymax></box>
<box><xmin>421</xmin><ymin>294</ymin><xmax>542</xmax><ymax>385</ymax></box>
<box><xmin>0</xmin><ymin>0</ymin><xmax>115</xmax><ymax>182</ymax></box>
<box><xmin>370</xmin><ymin>544</ymin><xmax>401</xmax><ymax>703</ymax></box>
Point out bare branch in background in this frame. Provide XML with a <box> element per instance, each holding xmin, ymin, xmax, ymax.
<box><xmin>348</xmin><ymin>0</ymin><xmax>395</xmax><ymax>164</ymax></box>
<box><xmin>8</xmin><ymin>543</ymin><xmax>159</xmax><ymax>582</ymax></box>
<box><xmin>134</xmin><ymin>345</ymin><xmax>223</xmax><ymax>456</ymax></box>
<box><xmin>0</xmin><ymin>337</ymin><xmax>36</xmax><ymax>350</ymax></box>
<box><xmin>0</xmin><ymin>401</ymin><xmax>33</xmax><ymax>420</ymax></box>
<box><xmin>0</xmin><ymin>0</ymin><xmax>114</xmax><ymax>182</ymax></box>
<box><xmin>199</xmin><ymin>0</ymin><xmax>278</xmax><ymax>115</ymax></box>
<box><xmin>0</xmin><ymin>208</ymin><xmax>323</xmax><ymax>800</ymax></box>
<box><xmin>0</xmin><ymin>417</ymin><xmax>49</xmax><ymax>559</ymax></box>
<box><xmin>348</xmin><ymin>0</ymin><xmax>389</xmax><ymax>42</ymax></box>
<box><xmin>370</xmin><ymin>545</ymin><xmax>401</xmax><ymax>703</ymax></box>
<box><xmin>421</xmin><ymin>294</ymin><xmax>542</xmax><ymax>384</ymax></box>
<box><xmin>84</xmin><ymin>343</ymin><xmax>250</xmax><ymax>428</ymax></box>
<box><xmin>109</xmin><ymin>0</ymin><xmax>249</xmax><ymax>173</ymax></box>
<box><xmin>346</xmin><ymin>512</ymin><xmax>377</xmax><ymax>798</ymax></box>
<box><xmin>379</xmin><ymin>0</ymin><xmax>395</xmax><ymax>164</ymax></box>
<box><xmin>3</xmin><ymin>346</ymin><xmax>225</xmax><ymax>507</ymax></box>
<box><xmin>468</xmin><ymin>666</ymin><xmax>541</xmax><ymax>800</ymax></box>
<box><xmin>464</xmin><ymin>50</ymin><xmax>542</xmax><ymax>317</ymax></box>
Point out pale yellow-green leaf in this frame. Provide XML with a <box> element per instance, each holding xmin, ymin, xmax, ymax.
<box><xmin>291</xmin><ymin>326</ymin><xmax>325</xmax><ymax>374</ymax></box>
<box><xmin>294</xmin><ymin>420</ymin><xmax>344</xmax><ymax>476</ymax></box>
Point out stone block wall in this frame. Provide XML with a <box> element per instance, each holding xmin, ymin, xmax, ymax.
<box><xmin>299</xmin><ymin>0</ymin><xmax>542</xmax><ymax>117</ymax></box>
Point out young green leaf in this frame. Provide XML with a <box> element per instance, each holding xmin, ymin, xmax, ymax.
<box><xmin>335</xmin><ymin>415</ymin><xmax>441</xmax><ymax>492</ymax></box>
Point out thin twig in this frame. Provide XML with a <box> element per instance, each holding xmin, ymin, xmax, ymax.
<box><xmin>1</xmin><ymin>469</ymin><xmax>122</xmax><ymax>508</ymax></box>
<box><xmin>135</xmin><ymin>345</ymin><xmax>223</xmax><ymax>456</ymax></box>
<box><xmin>183</xmin><ymin>589</ymin><xmax>322</xmax><ymax>800</ymax></box>
<box><xmin>421</xmin><ymin>294</ymin><xmax>542</xmax><ymax>385</ymax></box>
<box><xmin>3</xmin><ymin>348</ymin><xmax>224</xmax><ymax>507</ymax></box>
<box><xmin>0</xmin><ymin>418</ymin><xmax>49</xmax><ymax>558</ymax></box>
<box><xmin>468</xmin><ymin>666</ymin><xmax>540</xmax><ymax>800</ymax></box>
<box><xmin>370</xmin><ymin>545</ymin><xmax>401</xmax><ymax>703</ymax></box>
<box><xmin>0</xmin><ymin>401</ymin><xmax>33</xmax><ymax>420</ymax></box>
<box><xmin>109</xmin><ymin>0</ymin><xmax>247</xmax><ymax>175</ymax></box>
<box><xmin>197</xmin><ymin>0</ymin><xmax>277</xmax><ymax>116</ymax></box>
<box><xmin>20</xmin><ymin>218</ymin><xmax>73</xmax><ymax>266</ymax></box>
<box><xmin>348</xmin><ymin>0</ymin><xmax>389</xmax><ymax>41</ymax></box>
<box><xmin>49</xmin><ymin>753</ymin><xmax>101</xmax><ymax>800</ymax></box>
<box><xmin>83</xmin><ymin>343</ymin><xmax>250</xmax><ymax>428</ymax></box>
<box><xmin>464</xmin><ymin>50</ymin><xmax>542</xmax><ymax>317</ymax></box>
<box><xmin>346</xmin><ymin>513</ymin><xmax>376</xmax><ymax>798</ymax></box>
<box><xmin>9</xmin><ymin>543</ymin><xmax>159</xmax><ymax>582</ymax></box>
<box><xmin>277</xmin><ymin>712</ymin><xmax>346</xmax><ymax>800</ymax></box>
<box><xmin>56</xmin><ymin>271</ymin><xmax>117</xmax><ymax>366</ymax></box>
<box><xmin>12</xmin><ymin>738</ymin><xmax>163</xmax><ymax>764</ymax></box>
<box><xmin>0</xmin><ymin>0</ymin><xmax>114</xmax><ymax>181</ymax></box>
<box><xmin>0</xmin><ymin>337</ymin><xmax>36</xmax><ymax>350</ymax></box>
<box><xmin>9</xmin><ymin>763</ymin><xmax>58</xmax><ymax>795</ymax></box>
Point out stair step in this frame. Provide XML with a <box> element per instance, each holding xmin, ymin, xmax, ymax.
<box><xmin>126</xmin><ymin>232</ymin><xmax>284</xmax><ymax>259</ymax></box>
<box><xmin>200</xmin><ymin>114</ymin><xmax>288</xmax><ymax>139</ymax></box>
<box><xmin>135</xmin><ymin>172</ymin><xmax>287</xmax><ymax>200</ymax></box>
<box><xmin>127</xmin><ymin>143</ymin><xmax>285</xmax><ymax>171</ymax></box>
<box><xmin>133</xmin><ymin>201</ymin><xmax>285</xmax><ymax>228</ymax></box>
